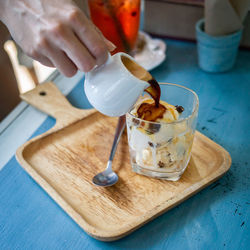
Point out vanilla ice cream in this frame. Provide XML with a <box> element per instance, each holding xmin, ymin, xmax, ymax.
<box><xmin>126</xmin><ymin>96</ymin><xmax>194</xmax><ymax>180</ymax></box>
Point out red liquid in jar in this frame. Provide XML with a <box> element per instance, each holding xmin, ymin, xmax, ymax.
<box><xmin>88</xmin><ymin>0</ymin><xmax>141</xmax><ymax>54</ymax></box>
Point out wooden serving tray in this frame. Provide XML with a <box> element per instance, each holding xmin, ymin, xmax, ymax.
<box><xmin>16</xmin><ymin>82</ymin><xmax>231</xmax><ymax>241</ymax></box>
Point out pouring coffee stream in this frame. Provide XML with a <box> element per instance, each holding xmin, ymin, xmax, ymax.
<box><xmin>121</xmin><ymin>56</ymin><xmax>166</xmax><ymax>121</ymax></box>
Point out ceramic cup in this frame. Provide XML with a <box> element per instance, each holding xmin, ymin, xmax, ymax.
<box><xmin>196</xmin><ymin>19</ymin><xmax>243</xmax><ymax>73</ymax></box>
<box><xmin>84</xmin><ymin>52</ymin><xmax>149</xmax><ymax>117</ymax></box>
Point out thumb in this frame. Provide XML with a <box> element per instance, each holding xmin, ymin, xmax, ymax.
<box><xmin>92</xmin><ymin>23</ymin><xmax>116</xmax><ymax>51</ymax></box>
<box><xmin>103</xmin><ymin>37</ymin><xmax>116</xmax><ymax>52</ymax></box>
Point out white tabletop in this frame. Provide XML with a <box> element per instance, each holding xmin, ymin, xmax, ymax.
<box><xmin>0</xmin><ymin>71</ymin><xmax>84</xmax><ymax>170</ymax></box>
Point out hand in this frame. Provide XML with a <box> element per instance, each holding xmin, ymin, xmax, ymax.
<box><xmin>0</xmin><ymin>0</ymin><xmax>116</xmax><ymax>77</ymax></box>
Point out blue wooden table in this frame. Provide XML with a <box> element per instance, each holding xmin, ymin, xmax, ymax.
<box><xmin>0</xmin><ymin>39</ymin><xmax>249</xmax><ymax>249</ymax></box>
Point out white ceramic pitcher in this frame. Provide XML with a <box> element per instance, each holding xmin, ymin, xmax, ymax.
<box><xmin>84</xmin><ymin>52</ymin><xmax>150</xmax><ymax>117</ymax></box>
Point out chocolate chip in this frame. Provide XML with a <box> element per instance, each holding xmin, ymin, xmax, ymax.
<box><xmin>158</xmin><ymin>161</ymin><xmax>165</xmax><ymax>168</ymax></box>
<box><xmin>148</xmin><ymin>142</ymin><xmax>154</xmax><ymax>147</ymax></box>
<box><xmin>132</xmin><ymin>118</ymin><xmax>140</xmax><ymax>126</ymax></box>
<box><xmin>148</xmin><ymin>123</ymin><xmax>161</xmax><ymax>133</ymax></box>
<box><xmin>175</xmin><ymin>105</ymin><xmax>184</xmax><ymax>113</ymax></box>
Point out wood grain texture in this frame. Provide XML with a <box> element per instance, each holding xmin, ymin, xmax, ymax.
<box><xmin>16</xmin><ymin>82</ymin><xmax>231</xmax><ymax>241</ymax></box>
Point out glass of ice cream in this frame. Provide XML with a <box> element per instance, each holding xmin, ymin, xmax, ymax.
<box><xmin>126</xmin><ymin>83</ymin><xmax>199</xmax><ymax>181</ymax></box>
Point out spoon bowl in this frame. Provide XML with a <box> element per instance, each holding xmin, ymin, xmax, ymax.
<box><xmin>92</xmin><ymin>115</ymin><xmax>126</xmax><ymax>187</ymax></box>
<box><xmin>92</xmin><ymin>161</ymin><xmax>119</xmax><ymax>187</ymax></box>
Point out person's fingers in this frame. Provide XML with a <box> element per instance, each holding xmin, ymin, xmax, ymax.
<box><xmin>102</xmin><ymin>37</ymin><xmax>116</xmax><ymax>52</ymax></box>
<box><xmin>35</xmin><ymin>56</ymin><xmax>55</xmax><ymax>68</ymax></box>
<box><xmin>43</xmin><ymin>45</ymin><xmax>78</xmax><ymax>77</ymax></box>
<box><xmin>69</xmin><ymin>10</ymin><xmax>111</xmax><ymax>66</ymax></box>
<box><xmin>25</xmin><ymin>48</ymin><xmax>54</xmax><ymax>68</ymax></box>
<box><xmin>26</xmin><ymin>37</ymin><xmax>77</xmax><ymax>76</ymax></box>
<box><xmin>49</xmin><ymin>50</ymin><xmax>78</xmax><ymax>77</ymax></box>
<box><xmin>49</xmin><ymin>22</ymin><xmax>96</xmax><ymax>72</ymax></box>
<box><xmin>93</xmin><ymin>25</ymin><xmax>116</xmax><ymax>52</ymax></box>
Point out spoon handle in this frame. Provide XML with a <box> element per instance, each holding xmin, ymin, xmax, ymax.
<box><xmin>109</xmin><ymin>115</ymin><xmax>126</xmax><ymax>162</ymax></box>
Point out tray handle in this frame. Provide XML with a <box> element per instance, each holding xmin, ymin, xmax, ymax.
<box><xmin>21</xmin><ymin>82</ymin><xmax>94</xmax><ymax>127</ymax></box>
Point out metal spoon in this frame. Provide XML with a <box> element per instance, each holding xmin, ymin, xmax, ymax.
<box><xmin>92</xmin><ymin>115</ymin><xmax>126</xmax><ymax>187</ymax></box>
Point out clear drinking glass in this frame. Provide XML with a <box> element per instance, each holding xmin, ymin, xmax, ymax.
<box><xmin>126</xmin><ymin>83</ymin><xmax>199</xmax><ymax>181</ymax></box>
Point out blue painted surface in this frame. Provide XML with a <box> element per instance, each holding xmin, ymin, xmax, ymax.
<box><xmin>0</xmin><ymin>39</ymin><xmax>250</xmax><ymax>249</ymax></box>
